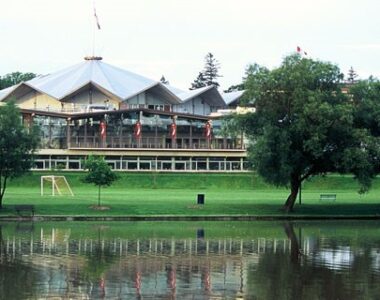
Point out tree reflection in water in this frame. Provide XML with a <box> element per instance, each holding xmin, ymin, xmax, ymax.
<box><xmin>0</xmin><ymin>221</ymin><xmax>380</xmax><ymax>299</ymax></box>
<box><xmin>246</xmin><ymin>221</ymin><xmax>380</xmax><ymax>300</ymax></box>
<box><xmin>0</xmin><ymin>224</ymin><xmax>41</xmax><ymax>299</ymax></box>
<box><xmin>83</xmin><ymin>226</ymin><xmax>116</xmax><ymax>299</ymax></box>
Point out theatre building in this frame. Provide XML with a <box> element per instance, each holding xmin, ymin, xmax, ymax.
<box><xmin>0</xmin><ymin>57</ymin><xmax>248</xmax><ymax>172</ymax></box>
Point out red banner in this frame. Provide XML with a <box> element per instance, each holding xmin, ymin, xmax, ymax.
<box><xmin>170</xmin><ymin>122</ymin><xmax>177</xmax><ymax>139</ymax></box>
<box><xmin>134</xmin><ymin>120</ymin><xmax>142</xmax><ymax>139</ymax></box>
<box><xmin>100</xmin><ymin>121</ymin><xmax>106</xmax><ymax>140</ymax></box>
<box><xmin>204</xmin><ymin>121</ymin><xmax>212</xmax><ymax>140</ymax></box>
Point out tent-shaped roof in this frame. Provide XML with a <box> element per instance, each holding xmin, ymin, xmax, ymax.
<box><xmin>166</xmin><ymin>84</ymin><xmax>226</xmax><ymax>107</ymax></box>
<box><xmin>0</xmin><ymin>58</ymin><xmax>181</xmax><ymax>104</ymax></box>
<box><xmin>221</xmin><ymin>90</ymin><xmax>245</xmax><ymax>106</ymax></box>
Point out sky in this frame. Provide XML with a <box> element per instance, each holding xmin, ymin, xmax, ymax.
<box><xmin>1</xmin><ymin>0</ymin><xmax>380</xmax><ymax>90</ymax></box>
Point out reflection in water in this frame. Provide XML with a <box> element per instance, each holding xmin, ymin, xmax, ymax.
<box><xmin>0</xmin><ymin>221</ymin><xmax>380</xmax><ymax>299</ymax></box>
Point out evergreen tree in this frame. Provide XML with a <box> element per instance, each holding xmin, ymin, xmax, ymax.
<box><xmin>347</xmin><ymin>66</ymin><xmax>358</xmax><ymax>84</ymax></box>
<box><xmin>189</xmin><ymin>72</ymin><xmax>207</xmax><ymax>90</ymax></box>
<box><xmin>160</xmin><ymin>75</ymin><xmax>169</xmax><ymax>85</ymax></box>
<box><xmin>203</xmin><ymin>52</ymin><xmax>221</xmax><ymax>87</ymax></box>
<box><xmin>189</xmin><ymin>52</ymin><xmax>222</xmax><ymax>90</ymax></box>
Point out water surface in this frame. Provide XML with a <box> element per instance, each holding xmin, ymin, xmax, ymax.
<box><xmin>0</xmin><ymin>221</ymin><xmax>379</xmax><ymax>299</ymax></box>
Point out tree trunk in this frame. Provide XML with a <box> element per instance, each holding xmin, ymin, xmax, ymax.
<box><xmin>283</xmin><ymin>175</ymin><xmax>300</xmax><ymax>213</ymax></box>
<box><xmin>98</xmin><ymin>185</ymin><xmax>101</xmax><ymax>207</ymax></box>
<box><xmin>0</xmin><ymin>225</ymin><xmax>5</xmax><ymax>257</ymax></box>
<box><xmin>0</xmin><ymin>176</ymin><xmax>7</xmax><ymax>209</ymax></box>
<box><xmin>283</xmin><ymin>222</ymin><xmax>300</xmax><ymax>263</ymax></box>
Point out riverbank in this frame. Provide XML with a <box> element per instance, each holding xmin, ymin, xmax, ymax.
<box><xmin>2</xmin><ymin>215</ymin><xmax>380</xmax><ymax>222</ymax></box>
<box><xmin>0</xmin><ymin>172</ymin><xmax>380</xmax><ymax>219</ymax></box>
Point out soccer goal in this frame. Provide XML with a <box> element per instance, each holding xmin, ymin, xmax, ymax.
<box><xmin>41</xmin><ymin>176</ymin><xmax>74</xmax><ymax>196</ymax></box>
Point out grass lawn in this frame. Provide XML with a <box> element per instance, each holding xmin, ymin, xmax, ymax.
<box><xmin>1</xmin><ymin>172</ymin><xmax>380</xmax><ymax>217</ymax></box>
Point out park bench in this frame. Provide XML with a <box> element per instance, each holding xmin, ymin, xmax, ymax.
<box><xmin>14</xmin><ymin>205</ymin><xmax>35</xmax><ymax>217</ymax></box>
<box><xmin>320</xmin><ymin>194</ymin><xmax>336</xmax><ymax>201</ymax></box>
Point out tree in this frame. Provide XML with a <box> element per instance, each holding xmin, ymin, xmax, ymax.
<box><xmin>224</xmin><ymin>83</ymin><xmax>244</xmax><ymax>93</ymax></box>
<box><xmin>189</xmin><ymin>52</ymin><xmax>221</xmax><ymax>89</ymax></box>
<box><xmin>189</xmin><ymin>72</ymin><xmax>207</xmax><ymax>90</ymax></box>
<box><xmin>350</xmin><ymin>78</ymin><xmax>380</xmax><ymax>136</ymax></box>
<box><xmin>160</xmin><ymin>75</ymin><xmax>169</xmax><ymax>85</ymax></box>
<box><xmin>224</xmin><ymin>63</ymin><xmax>270</xmax><ymax>106</ymax></box>
<box><xmin>0</xmin><ymin>102</ymin><xmax>39</xmax><ymax>208</ymax></box>
<box><xmin>238</xmin><ymin>54</ymin><xmax>376</xmax><ymax>212</ymax></box>
<box><xmin>346</xmin><ymin>66</ymin><xmax>358</xmax><ymax>84</ymax></box>
<box><xmin>0</xmin><ymin>72</ymin><xmax>37</xmax><ymax>89</ymax></box>
<box><xmin>82</xmin><ymin>155</ymin><xmax>118</xmax><ymax>207</ymax></box>
<box><xmin>203</xmin><ymin>52</ymin><xmax>221</xmax><ymax>87</ymax></box>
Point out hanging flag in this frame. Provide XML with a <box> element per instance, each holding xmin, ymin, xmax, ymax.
<box><xmin>170</xmin><ymin>122</ymin><xmax>177</xmax><ymax>139</ymax></box>
<box><xmin>100</xmin><ymin>120</ymin><xmax>106</xmax><ymax>140</ymax></box>
<box><xmin>204</xmin><ymin>121</ymin><xmax>212</xmax><ymax>140</ymax></box>
<box><xmin>94</xmin><ymin>7</ymin><xmax>101</xmax><ymax>30</ymax></box>
<box><xmin>134</xmin><ymin>120</ymin><xmax>142</xmax><ymax>139</ymax></box>
<box><xmin>296</xmin><ymin>46</ymin><xmax>308</xmax><ymax>56</ymax></box>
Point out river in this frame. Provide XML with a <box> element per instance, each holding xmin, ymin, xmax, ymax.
<box><xmin>0</xmin><ymin>221</ymin><xmax>379</xmax><ymax>299</ymax></box>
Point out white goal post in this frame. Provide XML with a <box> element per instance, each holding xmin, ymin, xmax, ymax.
<box><xmin>41</xmin><ymin>176</ymin><xmax>74</xmax><ymax>196</ymax></box>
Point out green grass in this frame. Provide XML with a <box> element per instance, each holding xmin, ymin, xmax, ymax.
<box><xmin>1</xmin><ymin>172</ymin><xmax>380</xmax><ymax>217</ymax></box>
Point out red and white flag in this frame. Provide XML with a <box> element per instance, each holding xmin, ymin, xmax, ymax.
<box><xmin>204</xmin><ymin>121</ymin><xmax>212</xmax><ymax>140</ymax></box>
<box><xmin>170</xmin><ymin>122</ymin><xmax>177</xmax><ymax>139</ymax></box>
<box><xmin>134</xmin><ymin>121</ymin><xmax>142</xmax><ymax>139</ymax></box>
<box><xmin>94</xmin><ymin>7</ymin><xmax>101</xmax><ymax>30</ymax></box>
<box><xmin>100</xmin><ymin>121</ymin><xmax>106</xmax><ymax>140</ymax></box>
<box><xmin>296</xmin><ymin>46</ymin><xmax>307</xmax><ymax>56</ymax></box>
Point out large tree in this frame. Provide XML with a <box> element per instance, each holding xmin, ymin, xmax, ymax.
<box><xmin>0</xmin><ymin>102</ymin><xmax>39</xmax><ymax>208</ymax></box>
<box><xmin>0</xmin><ymin>72</ymin><xmax>37</xmax><ymax>89</ymax></box>
<box><xmin>238</xmin><ymin>54</ymin><xmax>377</xmax><ymax>212</ymax></box>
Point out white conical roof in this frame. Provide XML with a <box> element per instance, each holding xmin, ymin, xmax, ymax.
<box><xmin>31</xmin><ymin>59</ymin><xmax>158</xmax><ymax>100</ymax></box>
<box><xmin>0</xmin><ymin>58</ymin><xmax>180</xmax><ymax>103</ymax></box>
<box><xmin>0</xmin><ymin>58</ymin><xmax>230</xmax><ymax>109</ymax></box>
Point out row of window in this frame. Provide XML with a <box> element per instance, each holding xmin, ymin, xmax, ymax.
<box><xmin>33</xmin><ymin>156</ymin><xmax>249</xmax><ymax>172</ymax></box>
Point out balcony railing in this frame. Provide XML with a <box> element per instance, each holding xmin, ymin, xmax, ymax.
<box><xmin>68</xmin><ymin>135</ymin><xmax>243</xmax><ymax>150</ymax></box>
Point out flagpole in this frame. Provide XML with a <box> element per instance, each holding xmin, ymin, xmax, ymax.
<box><xmin>92</xmin><ymin>0</ymin><xmax>96</xmax><ymax>56</ymax></box>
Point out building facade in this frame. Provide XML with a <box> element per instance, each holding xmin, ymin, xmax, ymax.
<box><xmin>0</xmin><ymin>57</ymin><xmax>248</xmax><ymax>172</ymax></box>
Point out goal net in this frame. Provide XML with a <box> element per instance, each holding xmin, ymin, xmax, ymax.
<box><xmin>41</xmin><ymin>176</ymin><xmax>74</xmax><ymax>196</ymax></box>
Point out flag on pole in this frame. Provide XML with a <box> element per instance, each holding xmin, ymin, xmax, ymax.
<box><xmin>204</xmin><ymin>121</ymin><xmax>212</xmax><ymax>140</ymax></box>
<box><xmin>296</xmin><ymin>46</ymin><xmax>308</xmax><ymax>56</ymax></box>
<box><xmin>134</xmin><ymin>121</ymin><xmax>142</xmax><ymax>139</ymax></box>
<box><xmin>170</xmin><ymin>122</ymin><xmax>177</xmax><ymax>139</ymax></box>
<box><xmin>94</xmin><ymin>7</ymin><xmax>101</xmax><ymax>30</ymax></box>
<box><xmin>100</xmin><ymin>121</ymin><xmax>106</xmax><ymax>140</ymax></box>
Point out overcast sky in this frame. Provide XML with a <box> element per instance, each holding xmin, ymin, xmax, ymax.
<box><xmin>1</xmin><ymin>0</ymin><xmax>379</xmax><ymax>90</ymax></box>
